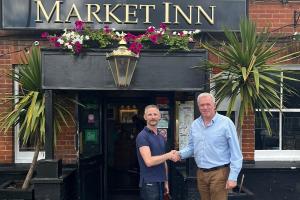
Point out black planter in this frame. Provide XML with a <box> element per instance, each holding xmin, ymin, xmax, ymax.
<box><xmin>0</xmin><ymin>180</ymin><xmax>34</xmax><ymax>200</ymax></box>
<box><xmin>228</xmin><ymin>186</ymin><xmax>254</xmax><ymax>200</ymax></box>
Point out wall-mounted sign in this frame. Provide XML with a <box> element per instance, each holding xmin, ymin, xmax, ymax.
<box><xmin>1</xmin><ymin>0</ymin><xmax>246</xmax><ymax>31</ymax></box>
<box><xmin>178</xmin><ymin>101</ymin><xmax>194</xmax><ymax>151</ymax></box>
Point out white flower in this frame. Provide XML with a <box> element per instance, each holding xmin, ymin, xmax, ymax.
<box><xmin>194</xmin><ymin>29</ymin><xmax>201</xmax><ymax>34</ymax></box>
<box><xmin>85</xmin><ymin>35</ymin><xmax>90</xmax><ymax>40</ymax></box>
<box><xmin>172</xmin><ymin>31</ymin><xmax>177</xmax><ymax>35</ymax></box>
<box><xmin>183</xmin><ymin>30</ymin><xmax>188</xmax><ymax>35</ymax></box>
<box><xmin>115</xmin><ymin>31</ymin><xmax>121</xmax><ymax>37</ymax></box>
<box><xmin>67</xmin><ymin>44</ymin><xmax>73</xmax><ymax>49</ymax></box>
<box><xmin>57</xmin><ymin>38</ymin><xmax>64</xmax><ymax>44</ymax></box>
<box><xmin>294</xmin><ymin>32</ymin><xmax>298</xmax><ymax>36</ymax></box>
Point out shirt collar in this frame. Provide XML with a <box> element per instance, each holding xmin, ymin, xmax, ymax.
<box><xmin>144</xmin><ymin>126</ymin><xmax>157</xmax><ymax>135</ymax></box>
<box><xmin>199</xmin><ymin>112</ymin><xmax>218</xmax><ymax>125</ymax></box>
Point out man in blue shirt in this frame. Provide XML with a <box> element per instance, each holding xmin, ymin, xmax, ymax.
<box><xmin>176</xmin><ymin>93</ymin><xmax>243</xmax><ymax>200</ymax></box>
<box><xmin>136</xmin><ymin>105</ymin><xmax>176</xmax><ymax>200</ymax></box>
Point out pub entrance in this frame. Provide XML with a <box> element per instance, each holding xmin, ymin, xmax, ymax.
<box><xmin>78</xmin><ymin>91</ymin><xmax>174</xmax><ymax>200</ymax></box>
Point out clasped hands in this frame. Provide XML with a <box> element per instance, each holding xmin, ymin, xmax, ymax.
<box><xmin>167</xmin><ymin>150</ymin><xmax>181</xmax><ymax>162</ymax></box>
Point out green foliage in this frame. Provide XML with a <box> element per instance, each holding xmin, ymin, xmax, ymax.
<box><xmin>164</xmin><ymin>34</ymin><xmax>190</xmax><ymax>51</ymax></box>
<box><xmin>0</xmin><ymin>46</ymin><xmax>75</xmax><ymax>146</ymax></box>
<box><xmin>201</xmin><ymin>19</ymin><xmax>300</xmax><ymax>134</ymax></box>
<box><xmin>85</xmin><ymin>29</ymin><xmax>115</xmax><ymax>48</ymax></box>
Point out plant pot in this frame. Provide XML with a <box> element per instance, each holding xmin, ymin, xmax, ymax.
<box><xmin>0</xmin><ymin>180</ymin><xmax>34</xmax><ymax>200</ymax></box>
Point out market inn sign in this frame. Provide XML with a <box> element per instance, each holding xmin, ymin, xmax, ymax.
<box><xmin>1</xmin><ymin>0</ymin><xmax>246</xmax><ymax>31</ymax></box>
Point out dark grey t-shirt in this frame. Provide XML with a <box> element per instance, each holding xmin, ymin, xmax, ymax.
<box><xmin>136</xmin><ymin>127</ymin><xmax>166</xmax><ymax>187</ymax></box>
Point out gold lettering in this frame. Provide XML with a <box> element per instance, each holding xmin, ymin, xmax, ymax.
<box><xmin>35</xmin><ymin>0</ymin><xmax>62</xmax><ymax>22</ymax></box>
<box><xmin>86</xmin><ymin>4</ymin><xmax>102</xmax><ymax>23</ymax></box>
<box><xmin>124</xmin><ymin>4</ymin><xmax>138</xmax><ymax>24</ymax></box>
<box><xmin>65</xmin><ymin>4</ymin><xmax>82</xmax><ymax>22</ymax></box>
<box><xmin>139</xmin><ymin>4</ymin><xmax>155</xmax><ymax>24</ymax></box>
<box><xmin>174</xmin><ymin>5</ymin><xmax>193</xmax><ymax>24</ymax></box>
<box><xmin>196</xmin><ymin>6</ymin><xmax>215</xmax><ymax>25</ymax></box>
<box><xmin>163</xmin><ymin>2</ymin><xmax>172</xmax><ymax>24</ymax></box>
<box><xmin>104</xmin><ymin>4</ymin><xmax>122</xmax><ymax>23</ymax></box>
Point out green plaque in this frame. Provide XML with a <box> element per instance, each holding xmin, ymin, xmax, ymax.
<box><xmin>85</xmin><ymin>129</ymin><xmax>98</xmax><ymax>143</ymax></box>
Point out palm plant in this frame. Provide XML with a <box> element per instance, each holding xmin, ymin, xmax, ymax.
<box><xmin>0</xmin><ymin>46</ymin><xmax>75</xmax><ymax>190</ymax></box>
<box><xmin>201</xmin><ymin>18</ymin><xmax>299</xmax><ymax>136</ymax></box>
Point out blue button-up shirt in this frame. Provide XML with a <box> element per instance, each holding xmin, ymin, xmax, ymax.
<box><xmin>179</xmin><ymin>113</ymin><xmax>243</xmax><ymax>181</ymax></box>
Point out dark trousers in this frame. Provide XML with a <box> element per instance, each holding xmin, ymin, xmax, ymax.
<box><xmin>140</xmin><ymin>182</ymin><xmax>163</xmax><ymax>200</ymax></box>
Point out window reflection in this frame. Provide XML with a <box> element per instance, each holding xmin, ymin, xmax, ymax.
<box><xmin>282</xmin><ymin>113</ymin><xmax>300</xmax><ymax>150</ymax></box>
<box><xmin>255</xmin><ymin>112</ymin><xmax>279</xmax><ymax>150</ymax></box>
<box><xmin>283</xmin><ymin>73</ymin><xmax>300</xmax><ymax>108</ymax></box>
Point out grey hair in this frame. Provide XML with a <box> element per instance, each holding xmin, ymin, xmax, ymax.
<box><xmin>197</xmin><ymin>93</ymin><xmax>216</xmax><ymax>104</ymax></box>
<box><xmin>144</xmin><ymin>104</ymin><xmax>159</xmax><ymax>114</ymax></box>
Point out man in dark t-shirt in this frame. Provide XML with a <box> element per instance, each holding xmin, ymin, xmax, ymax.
<box><xmin>136</xmin><ymin>105</ymin><xmax>176</xmax><ymax>200</ymax></box>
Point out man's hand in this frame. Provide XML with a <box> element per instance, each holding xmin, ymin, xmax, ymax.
<box><xmin>164</xmin><ymin>181</ymin><xmax>169</xmax><ymax>194</ymax></box>
<box><xmin>226</xmin><ymin>180</ymin><xmax>237</xmax><ymax>190</ymax></box>
<box><xmin>168</xmin><ymin>150</ymin><xmax>181</xmax><ymax>162</ymax></box>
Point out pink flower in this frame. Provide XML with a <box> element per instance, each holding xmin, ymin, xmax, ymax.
<box><xmin>125</xmin><ymin>33</ymin><xmax>137</xmax><ymax>42</ymax></box>
<box><xmin>41</xmin><ymin>32</ymin><xmax>49</xmax><ymax>38</ymax></box>
<box><xmin>103</xmin><ymin>25</ymin><xmax>111</xmax><ymax>34</ymax></box>
<box><xmin>54</xmin><ymin>42</ymin><xmax>61</xmax><ymax>47</ymax></box>
<box><xmin>149</xmin><ymin>34</ymin><xmax>159</xmax><ymax>44</ymax></box>
<box><xmin>129</xmin><ymin>42</ymin><xmax>143</xmax><ymax>55</ymax></box>
<box><xmin>159</xmin><ymin>23</ymin><xmax>167</xmax><ymax>31</ymax></box>
<box><xmin>179</xmin><ymin>31</ymin><xmax>184</xmax><ymax>37</ymax></box>
<box><xmin>147</xmin><ymin>26</ymin><xmax>155</xmax><ymax>33</ymax></box>
<box><xmin>49</xmin><ymin>36</ymin><xmax>58</xmax><ymax>43</ymax></box>
<box><xmin>75</xmin><ymin>20</ymin><xmax>84</xmax><ymax>31</ymax></box>
<box><xmin>74</xmin><ymin>41</ymin><xmax>82</xmax><ymax>54</ymax></box>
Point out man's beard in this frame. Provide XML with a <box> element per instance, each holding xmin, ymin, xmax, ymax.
<box><xmin>148</xmin><ymin>120</ymin><xmax>158</xmax><ymax>126</ymax></box>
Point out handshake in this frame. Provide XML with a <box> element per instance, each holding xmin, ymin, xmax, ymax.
<box><xmin>166</xmin><ymin>150</ymin><xmax>181</xmax><ymax>162</ymax></box>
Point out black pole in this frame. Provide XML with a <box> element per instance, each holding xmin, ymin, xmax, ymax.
<box><xmin>45</xmin><ymin>89</ymin><xmax>54</xmax><ymax>159</ymax></box>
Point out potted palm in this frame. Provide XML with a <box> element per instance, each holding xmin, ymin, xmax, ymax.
<box><xmin>0</xmin><ymin>45</ymin><xmax>76</xmax><ymax>197</ymax></box>
<box><xmin>201</xmin><ymin>18</ymin><xmax>299</xmax><ymax>136</ymax></box>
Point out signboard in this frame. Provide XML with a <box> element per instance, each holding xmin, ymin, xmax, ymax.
<box><xmin>1</xmin><ymin>0</ymin><xmax>246</xmax><ymax>31</ymax></box>
<box><xmin>84</xmin><ymin>129</ymin><xmax>98</xmax><ymax>143</ymax></box>
<box><xmin>178</xmin><ymin>101</ymin><xmax>194</xmax><ymax>150</ymax></box>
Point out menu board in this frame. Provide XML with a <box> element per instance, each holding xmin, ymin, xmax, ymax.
<box><xmin>178</xmin><ymin>101</ymin><xmax>194</xmax><ymax>150</ymax></box>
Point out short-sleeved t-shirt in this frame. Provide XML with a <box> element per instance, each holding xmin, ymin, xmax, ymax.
<box><xmin>136</xmin><ymin>127</ymin><xmax>166</xmax><ymax>186</ymax></box>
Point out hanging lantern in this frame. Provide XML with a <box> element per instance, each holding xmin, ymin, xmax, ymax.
<box><xmin>106</xmin><ymin>39</ymin><xmax>139</xmax><ymax>87</ymax></box>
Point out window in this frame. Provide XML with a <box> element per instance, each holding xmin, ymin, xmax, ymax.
<box><xmin>255</xmin><ymin>68</ymin><xmax>300</xmax><ymax>161</ymax></box>
<box><xmin>14</xmin><ymin>66</ymin><xmax>44</xmax><ymax>163</ymax></box>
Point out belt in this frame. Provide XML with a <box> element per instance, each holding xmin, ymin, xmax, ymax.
<box><xmin>198</xmin><ymin>163</ymin><xmax>229</xmax><ymax>172</ymax></box>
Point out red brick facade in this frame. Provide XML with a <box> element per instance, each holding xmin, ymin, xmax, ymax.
<box><xmin>0</xmin><ymin>1</ymin><xmax>299</xmax><ymax>164</ymax></box>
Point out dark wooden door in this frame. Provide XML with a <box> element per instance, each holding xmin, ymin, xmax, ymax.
<box><xmin>79</xmin><ymin>94</ymin><xmax>104</xmax><ymax>200</ymax></box>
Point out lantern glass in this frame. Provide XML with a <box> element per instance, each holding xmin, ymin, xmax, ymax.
<box><xmin>106</xmin><ymin>40</ymin><xmax>139</xmax><ymax>87</ymax></box>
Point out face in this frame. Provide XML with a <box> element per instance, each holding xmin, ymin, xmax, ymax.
<box><xmin>144</xmin><ymin>107</ymin><xmax>161</xmax><ymax>127</ymax></box>
<box><xmin>198</xmin><ymin>96</ymin><xmax>216</xmax><ymax>120</ymax></box>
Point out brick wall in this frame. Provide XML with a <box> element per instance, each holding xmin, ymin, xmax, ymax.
<box><xmin>55</xmin><ymin>98</ymin><xmax>77</xmax><ymax>164</ymax></box>
<box><xmin>249</xmin><ymin>0</ymin><xmax>300</xmax><ymax>34</ymax></box>
<box><xmin>0</xmin><ymin>41</ymin><xmax>14</xmax><ymax>163</ymax></box>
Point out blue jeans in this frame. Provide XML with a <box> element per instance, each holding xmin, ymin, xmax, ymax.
<box><xmin>140</xmin><ymin>182</ymin><xmax>163</xmax><ymax>200</ymax></box>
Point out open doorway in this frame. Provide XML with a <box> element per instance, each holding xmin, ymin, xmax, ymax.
<box><xmin>106</xmin><ymin>102</ymin><xmax>147</xmax><ymax>199</ymax></box>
